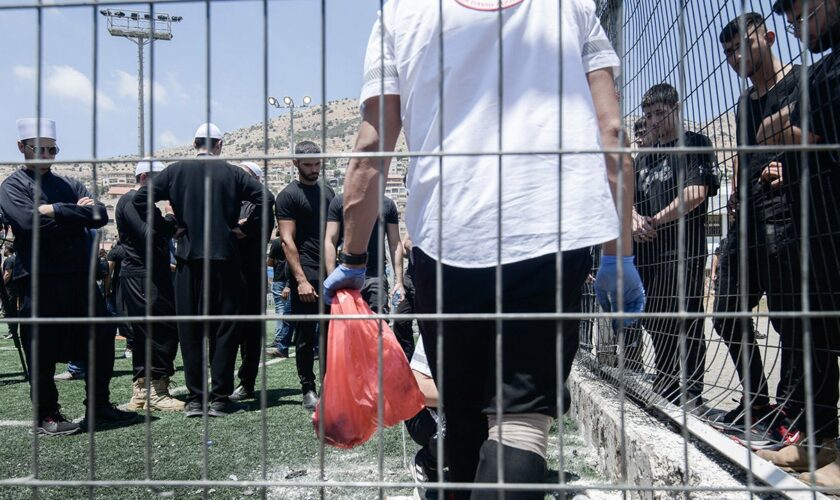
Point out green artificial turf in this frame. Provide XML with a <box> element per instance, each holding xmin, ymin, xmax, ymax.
<box><xmin>0</xmin><ymin>321</ymin><xmax>601</xmax><ymax>499</ymax></box>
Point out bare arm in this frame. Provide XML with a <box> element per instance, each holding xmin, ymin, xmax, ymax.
<box><xmin>651</xmin><ymin>185</ymin><xmax>708</xmax><ymax>228</ymax></box>
<box><xmin>386</xmin><ymin>222</ymin><xmax>403</xmax><ymax>292</ymax></box>
<box><xmin>587</xmin><ymin>68</ymin><xmax>633</xmax><ymax>257</ymax></box>
<box><xmin>324</xmin><ymin>221</ymin><xmax>341</xmax><ymax>275</ymax></box>
<box><xmin>278</xmin><ymin>220</ymin><xmax>306</xmax><ymax>284</ymax></box>
<box><xmin>413</xmin><ymin>372</ymin><xmax>439</xmax><ymax>408</ymax></box>
<box><xmin>342</xmin><ymin>95</ymin><xmax>403</xmax><ymax>259</ymax></box>
<box><xmin>3</xmin><ymin>269</ymin><xmax>11</xmax><ymax>286</ymax></box>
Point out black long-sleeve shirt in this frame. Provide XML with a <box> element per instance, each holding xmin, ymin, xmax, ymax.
<box><xmin>0</xmin><ymin>168</ymin><xmax>107</xmax><ymax>279</ymax></box>
<box><xmin>116</xmin><ymin>189</ymin><xmax>178</xmax><ymax>279</ymax></box>
<box><xmin>133</xmin><ymin>157</ymin><xmax>265</xmax><ymax>262</ymax></box>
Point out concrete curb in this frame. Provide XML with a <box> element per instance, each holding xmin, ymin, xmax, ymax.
<box><xmin>568</xmin><ymin>363</ymin><xmax>748</xmax><ymax>499</ymax></box>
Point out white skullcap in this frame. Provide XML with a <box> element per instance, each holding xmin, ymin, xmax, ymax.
<box><xmin>135</xmin><ymin>159</ymin><xmax>166</xmax><ymax>176</ymax></box>
<box><xmin>17</xmin><ymin>118</ymin><xmax>56</xmax><ymax>141</ymax></box>
<box><xmin>240</xmin><ymin>161</ymin><xmax>263</xmax><ymax>179</ymax></box>
<box><xmin>194</xmin><ymin>122</ymin><xmax>223</xmax><ymax>140</ymax></box>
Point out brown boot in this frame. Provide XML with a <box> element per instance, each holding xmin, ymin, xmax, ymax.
<box><xmin>148</xmin><ymin>377</ymin><xmax>185</xmax><ymax>412</ymax></box>
<box><xmin>125</xmin><ymin>378</ymin><xmax>146</xmax><ymax>411</ymax></box>
<box><xmin>756</xmin><ymin>439</ymin><xmax>838</xmax><ymax>472</ymax></box>
<box><xmin>800</xmin><ymin>454</ymin><xmax>840</xmax><ymax>492</ymax></box>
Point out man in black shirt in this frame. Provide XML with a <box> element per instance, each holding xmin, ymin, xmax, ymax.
<box><xmin>324</xmin><ymin>193</ymin><xmax>403</xmax><ymax>314</ymax></box>
<box><xmin>0</xmin><ymin>118</ymin><xmax>137</xmax><ymax>435</ymax></box>
<box><xmin>134</xmin><ymin>123</ymin><xmax>265</xmax><ymax>418</ymax></box>
<box><xmin>275</xmin><ymin>141</ymin><xmax>335</xmax><ymax>411</ymax></box>
<box><xmin>266</xmin><ymin>236</ymin><xmax>293</xmax><ymax>358</ymax></box>
<box><xmin>633</xmin><ymin>84</ymin><xmax>719</xmax><ymax>412</ymax></box>
<box><xmin>2</xmin><ymin>245</ymin><xmax>18</xmax><ymax>341</ymax></box>
<box><xmin>230</xmin><ymin>162</ymin><xmax>275</xmax><ymax>402</ymax></box>
<box><xmin>758</xmin><ymin>0</ymin><xmax>840</xmax><ymax>482</ymax></box>
<box><xmin>115</xmin><ymin>160</ymin><xmax>183</xmax><ymax>412</ymax></box>
<box><xmin>714</xmin><ymin>13</ymin><xmax>804</xmax><ymax>440</ymax></box>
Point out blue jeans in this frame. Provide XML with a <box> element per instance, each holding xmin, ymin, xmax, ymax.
<box><xmin>271</xmin><ymin>281</ymin><xmax>293</xmax><ymax>352</ymax></box>
<box><xmin>67</xmin><ymin>360</ymin><xmax>86</xmax><ymax>377</ymax></box>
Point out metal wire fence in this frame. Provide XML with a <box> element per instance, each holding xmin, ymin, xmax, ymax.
<box><xmin>1</xmin><ymin>0</ymin><xmax>840</xmax><ymax>499</ymax></box>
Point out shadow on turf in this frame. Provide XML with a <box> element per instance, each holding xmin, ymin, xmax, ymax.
<box><xmin>245</xmin><ymin>388</ymin><xmax>305</xmax><ymax>409</ymax></box>
<box><xmin>0</xmin><ymin>371</ymin><xmax>27</xmax><ymax>385</ymax></box>
<box><xmin>81</xmin><ymin>414</ymin><xmax>160</xmax><ymax>434</ymax></box>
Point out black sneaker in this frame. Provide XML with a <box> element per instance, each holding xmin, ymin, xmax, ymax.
<box><xmin>34</xmin><ymin>412</ymin><xmax>81</xmax><ymax>436</ymax></box>
<box><xmin>184</xmin><ymin>400</ymin><xmax>204</xmax><ymax>418</ymax></box>
<box><xmin>80</xmin><ymin>404</ymin><xmax>140</xmax><ymax>429</ymax></box>
<box><xmin>302</xmin><ymin>390</ymin><xmax>319</xmax><ymax>411</ymax></box>
<box><xmin>411</xmin><ymin>450</ymin><xmax>441</xmax><ymax>499</ymax></box>
<box><xmin>208</xmin><ymin>399</ymin><xmax>248</xmax><ymax>417</ymax></box>
<box><xmin>229</xmin><ymin>385</ymin><xmax>255</xmax><ymax>402</ymax></box>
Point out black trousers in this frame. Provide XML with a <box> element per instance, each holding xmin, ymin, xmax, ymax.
<box><xmin>414</xmin><ymin>247</ymin><xmax>591</xmax><ymax>497</ymax></box>
<box><xmin>18</xmin><ymin>274</ymin><xmax>115</xmax><ymax>419</ymax></box>
<box><xmin>174</xmin><ymin>259</ymin><xmax>243</xmax><ymax>404</ymax></box>
<box><xmin>118</xmin><ymin>274</ymin><xmax>179</xmax><ymax>381</ymax></box>
<box><xmin>392</xmin><ymin>275</ymin><xmax>416</xmax><ymax>360</ymax></box>
<box><xmin>290</xmin><ymin>277</ymin><xmax>329</xmax><ymax>393</ymax></box>
<box><xmin>713</xmin><ymin>221</ymin><xmax>804</xmax><ymax>414</ymax></box>
<box><xmin>236</xmin><ymin>267</ymin><xmax>265</xmax><ymax>390</ymax></box>
<box><xmin>635</xmin><ymin>246</ymin><xmax>708</xmax><ymax>403</ymax></box>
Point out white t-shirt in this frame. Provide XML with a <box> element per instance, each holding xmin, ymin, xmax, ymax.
<box><xmin>360</xmin><ymin>0</ymin><xmax>621</xmax><ymax>268</ymax></box>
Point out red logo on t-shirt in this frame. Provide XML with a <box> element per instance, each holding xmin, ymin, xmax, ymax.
<box><xmin>455</xmin><ymin>0</ymin><xmax>525</xmax><ymax>11</ymax></box>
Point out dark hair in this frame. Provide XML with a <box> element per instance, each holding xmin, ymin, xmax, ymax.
<box><xmin>633</xmin><ymin>117</ymin><xmax>646</xmax><ymax>132</ymax></box>
<box><xmin>641</xmin><ymin>83</ymin><xmax>679</xmax><ymax>109</ymax></box>
<box><xmin>295</xmin><ymin>141</ymin><xmax>321</xmax><ymax>155</ymax></box>
<box><xmin>772</xmin><ymin>0</ymin><xmax>795</xmax><ymax>15</ymax></box>
<box><xmin>194</xmin><ymin>137</ymin><xmax>221</xmax><ymax>150</ymax></box>
<box><xmin>720</xmin><ymin>12</ymin><xmax>766</xmax><ymax>44</ymax></box>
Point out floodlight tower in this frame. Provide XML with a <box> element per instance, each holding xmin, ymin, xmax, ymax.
<box><xmin>268</xmin><ymin>95</ymin><xmax>312</xmax><ymax>153</ymax></box>
<box><xmin>100</xmin><ymin>9</ymin><xmax>183</xmax><ymax>156</ymax></box>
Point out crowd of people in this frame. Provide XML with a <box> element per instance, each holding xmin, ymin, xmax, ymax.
<box><xmin>2</xmin><ymin>0</ymin><xmax>840</xmax><ymax>498</ymax></box>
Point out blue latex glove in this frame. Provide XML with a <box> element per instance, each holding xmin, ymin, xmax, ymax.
<box><xmin>594</xmin><ymin>255</ymin><xmax>646</xmax><ymax>331</ymax></box>
<box><xmin>323</xmin><ymin>264</ymin><xmax>366</xmax><ymax>305</ymax></box>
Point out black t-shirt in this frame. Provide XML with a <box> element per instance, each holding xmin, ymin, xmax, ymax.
<box><xmin>106</xmin><ymin>244</ymin><xmax>127</xmax><ymax>295</ymax></box>
<box><xmin>789</xmin><ymin>48</ymin><xmax>840</xmax><ymax>236</ymax></box>
<box><xmin>327</xmin><ymin>194</ymin><xmax>399</xmax><ymax>278</ymax></box>
<box><xmin>736</xmin><ymin>66</ymin><xmax>800</xmax><ymax>224</ymax></box>
<box><xmin>275</xmin><ymin>181</ymin><xmax>336</xmax><ymax>282</ymax></box>
<box><xmin>3</xmin><ymin>255</ymin><xmax>17</xmax><ymax>296</ymax></box>
<box><xmin>116</xmin><ymin>189</ymin><xmax>177</xmax><ymax>279</ymax></box>
<box><xmin>268</xmin><ymin>238</ymin><xmax>287</xmax><ymax>282</ymax></box>
<box><xmin>635</xmin><ymin>131</ymin><xmax>719</xmax><ymax>257</ymax></box>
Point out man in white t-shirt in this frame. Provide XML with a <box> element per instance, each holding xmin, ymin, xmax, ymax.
<box><xmin>323</xmin><ymin>1</ymin><xmax>643</xmax><ymax>497</ymax></box>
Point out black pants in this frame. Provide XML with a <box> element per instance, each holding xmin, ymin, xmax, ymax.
<box><xmin>392</xmin><ymin>276</ymin><xmax>416</xmax><ymax>360</ymax></box>
<box><xmin>636</xmin><ymin>248</ymin><xmax>707</xmax><ymax>403</ymax></box>
<box><xmin>18</xmin><ymin>274</ymin><xmax>115</xmax><ymax>418</ymax></box>
<box><xmin>713</xmin><ymin>222</ymin><xmax>804</xmax><ymax>414</ymax></box>
<box><xmin>111</xmin><ymin>280</ymin><xmax>135</xmax><ymax>348</ymax></box>
<box><xmin>174</xmin><ymin>259</ymin><xmax>243</xmax><ymax>404</ymax></box>
<box><xmin>237</xmin><ymin>267</ymin><xmax>265</xmax><ymax>390</ymax></box>
<box><xmin>414</xmin><ymin>247</ymin><xmax>591</xmax><ymax>497</ymax></box>
<box><xmin>118</xmin><ymin>274</ymin><xmax>179</xmax><ymax>381</ymax></box>
<box><xmin>291</xmin><ymin>277</ymin><xmax>329</xmax><ymax>393</ymax></box>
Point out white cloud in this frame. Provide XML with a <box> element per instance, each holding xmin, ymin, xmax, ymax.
<box><xmin>14</xmin><ymin>65</ymin><xmax>114</xmax><ymax>111</ymax></box>
<box><xmin>13</xmin><ymin>65</ymin><xmax>36</xmax><ymax>81</ymax></box>
<box><xmin>115</xmin><ymin>70</ymin><xmax>169</xmax><ymax>105</ymax></box>
<box><xmin>158</xmin><ymin>130</ymin><xmax>180</xmax><ymax>147</ymax></box>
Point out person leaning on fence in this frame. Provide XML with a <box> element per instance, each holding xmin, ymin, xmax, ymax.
<box><xmin>632</xmin><ymin>83</ymin><xmax>720</xmax><ymax>414</ymax></box>
<box><xmin>230</xmin><ymin>162</ymin><xmax>275</xmax><ymax>403</ymax></box>
<box><xmin>114</xmin><ymin>159</ymin><xmax>183</xmax><ymax>412</ymax></box>
<box><xmin>753</xmin><ymin>0</ymin><xmax>840</xmax><ymax>485</ymax></box>
<box><xmin>711</xmin><ymin>12</ymin><xmax>805</xmax><ymax>444</ymax></box>
<box><xmin>0</xmin><ymin>118</ymin><xmax>139</xmax><ymax>436</ymax></box>
<box><xmin>133</xmin><ymin>122</ymin><xmax>266</xmax><ymax>418</ymax></box>
<box><xmin>275</xmin><ymin>141</ymin><xmax>336</xmax><ymax>412</ymax></box>
<box><xmin>322</xmin><ymin>2</ymin><xmax>644</xmax><ymax>498</ymax></box>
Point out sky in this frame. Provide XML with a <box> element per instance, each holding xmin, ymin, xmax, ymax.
<box><xmin>0</xmin><ymin>0</ymin><xmax>811</xmax><ymax>163</ymax></box>
<box><xmin>0</xmin><ymin>0</ymin><xmax>380</xmax><ymax>162</ymax></box>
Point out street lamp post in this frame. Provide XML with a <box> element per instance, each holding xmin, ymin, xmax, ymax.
<box><xmin>100</xmin><ymin>9</ymin><xmax>182</xmax><ymax>157</ymax></box>
<box><xmin>268</xmin><ymin>95</ymin><xmax>312</xmax><ymax>154</ymax></box>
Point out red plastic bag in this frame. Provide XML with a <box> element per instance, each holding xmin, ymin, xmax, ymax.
<box><xmin>312</xmin><ymin>289</ymin><xmax>426</xmax><ymax>449</ymax></box>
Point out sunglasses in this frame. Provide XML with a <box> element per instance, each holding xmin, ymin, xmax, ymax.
<box><xmin>24</xmin><ymin>144</ymin><xmax>60</xmax><ymax>156</ymax></box>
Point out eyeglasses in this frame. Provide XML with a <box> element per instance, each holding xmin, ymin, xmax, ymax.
<box><xmin>24</xmin><ymin>144</ymin><xmax>60</xmax><ymax>156</ymax></box>
<box><xmin>786</xmin><ymin>1</ymin><xmax>826</xmax><ymax>35</ymax></box>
